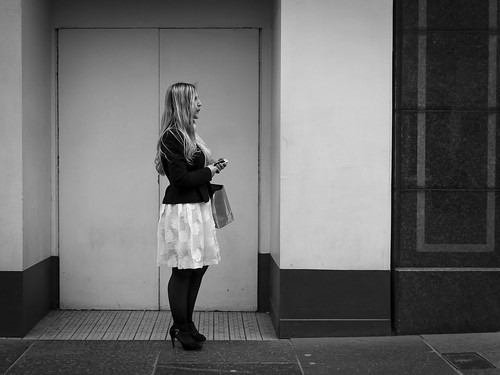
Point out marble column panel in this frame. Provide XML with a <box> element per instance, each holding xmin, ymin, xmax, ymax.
<box><xmin>399</xmin><ymin>112</ymin><xmax>495</xmax><ymax>189</ymax></box>
<box><xmin>395</xmin><ymin>191</ymin><xmax>500</xmax><ymax>267</ymax></box>
<box><xmin>402</xmin><ymin>33</ymin><xmax>490</xmax><ymax>109</ymax></box>
<box><xmin>401</xmin><ymin>0</ymin><xmax>490</xmax><ymax>31</ymax></box>
<box><xmin>394</xmin><ymin>269</ymin><xmax>500</xmax><ymax>335</ymax></box>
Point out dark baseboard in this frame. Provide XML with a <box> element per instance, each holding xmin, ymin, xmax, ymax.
<box><xmin>0</xmin><ymin>256</ymin><xmax>59</xmax><ymax>337</ymax></box>
<box><xmin>257</xmin><ymin>253</ymin><xmax>271</xmax><ymax>313</ymax></box>
<box><xmin>269</xmin><ymin>256</ymin><xmax>280</xmax><ymax>329</ymax></box>
<box><xmin>0</xmin><ymin>272</ymin><xmax>24</xmax><ymax>337</ymax></box>
<box><xmin>268</xmin><ymin>257</ymin><xmax>392</xmax><ymax>338</ymax></box>
<box><xmin>50</xmin><ymin>256</ymin><xmax>60</xmax><ymax>309</ymax></box>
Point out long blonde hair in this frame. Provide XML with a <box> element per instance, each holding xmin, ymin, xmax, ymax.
<box><xmin>155</xmin><ymin>83</ymin><xmax>213</xmax><ymax>175</ymax></box>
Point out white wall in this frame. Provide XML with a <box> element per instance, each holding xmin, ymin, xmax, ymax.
<box><xmin>1</xmin><ymin>0</ymin><xmax>393</xmax><ymax>273</ymax></box>
<box><xmin>279</xmin><ymin>0</ymin><xmax>393</xmax><ymax>270</ymax></box>
<box><xmin>0</xmin><ymin>0</ymin><xmax>54</xmax><ymax>272</ymax></box>
<box><xmin>0</xmin><ymin>0</ymin><xmax>24</xmax><ymax>272</ymax></box>
<box><xmin>22</xmin><ymin>0</ymin><xmax>53</xmax><ymax>269</ymax></box>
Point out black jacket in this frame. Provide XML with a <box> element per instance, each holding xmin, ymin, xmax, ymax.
<box><xmin>160</xmin><ymin>130</ymin><xmax>213</xmax><ymax>204</ymax></box>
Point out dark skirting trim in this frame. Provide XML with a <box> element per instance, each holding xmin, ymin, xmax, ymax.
<box><xmin>0</xmin><ymin>256</ymin><xmax>59</xmax><ymax>337</ymax></box>
<box><xmin>268</xmin><ymin>256</ymin><xmax>392</xmax><ymax>338</ymax></box>
<box><xmin>0</xmin><ymin>272</ymin><xmax>23</xmax><ymax>337</ymax></box>
<box><xmin>50</xmin><ymin>256</ymin><xmax>60</xmax><ymax>309</ymax></box>
<box><xmin>257</xmin><ymin>253</ymin><xmax>271</xmax><ymax>312</ymax></box>
<box><xmin>268</xmin><ymin>254</ymin><xmax>280</xmax><ymax>330</ymax></box>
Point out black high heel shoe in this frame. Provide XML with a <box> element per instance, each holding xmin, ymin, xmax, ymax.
<box><xmin>169</xmin><ymin>326</ymin><xmax>202</xmax><ymax>351</ymax></box>
<box><xmin>189</xmin><ymin>322</ymin><xmax>206</xmax><ymax>342</ymax></box>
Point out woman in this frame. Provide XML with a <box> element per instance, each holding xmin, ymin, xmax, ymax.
<box><xmin>155</xmin><ymin>82</ymin><xmax>227</xmax><ymax>350</ymax></box>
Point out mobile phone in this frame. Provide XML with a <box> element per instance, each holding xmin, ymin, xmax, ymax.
<box><xmin>215</xmin><ymin>158</ymin><xmax>228</xmax><ymax>165</ymax></box>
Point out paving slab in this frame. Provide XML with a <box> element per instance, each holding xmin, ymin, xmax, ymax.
<box><xmin>5</xmin><ymin>340</ymin><xmax>161</xmax><ymax>375</ymax></box>
<box><xmin>292</xmin><ymin>336</ymin><xmax>458</xmax><ymax>375</ymax></box>
<box><xmin>155</xmin><ymin>363</ymin><xmax>302</xmax><ymax>374</ymax></box>
<box><xmin>0</xmin><ymin>340</ymin><xmax>33</xmax><ymax>373</ymax></box>
<box><xmin>460</xmin><ymin>370</ymin><xmax>500</xmax><ymax>375</ymax></box>
<box><xmin>157</xmin><ymin>340</ymin><xmax>298</xmax><ymax>365</ymax></box>
<box><xmin>422</xmin><ymin>332</ymin><xmax>500</xmax><ymax>354</ymax></box>
<box><xmin>482</xmin><ymin>351</ymin><xmax>500</xmax><ymax>368</ymax></box>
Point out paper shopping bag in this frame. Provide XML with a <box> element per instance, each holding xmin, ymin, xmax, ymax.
<box><xmin>210</xmin><ymin>184</ymin><xmax>234</xmax><ymax>229</ymax></box>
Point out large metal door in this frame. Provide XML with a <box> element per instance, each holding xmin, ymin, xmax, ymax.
<box><xmin>58</xmin><ymin>29</ymin><xmax>259</xmax><ymax>310</ymax></box>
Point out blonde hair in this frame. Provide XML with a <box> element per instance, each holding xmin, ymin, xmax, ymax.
<box><xmin>155</xmin><ymin>83</ymin><xmax>213</xmax><ymax>175</ymax></box>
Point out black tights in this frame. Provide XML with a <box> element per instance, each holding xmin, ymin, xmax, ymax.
<box><xmin>168</xmin><ymin>266</ymin><xmax>208</xmax><ymax>331</ymax></box>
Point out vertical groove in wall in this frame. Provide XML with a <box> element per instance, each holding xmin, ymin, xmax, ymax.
<box><xmin>416</xmin><ymin>0</ymin><xmax>426</xmax><ymax>190</ymax></box>
<box><xmin>489</xmin><ymin>0</ymin><xmax>497</xmax><ymax>30</ymax></box>
<box><xmin>157</xmin><ymin>28</ymin><xmax>161</xmax><ymax>310</ymax></box>
<box><xmin>391</xmin><ymin>0</ymin><xmax>404</xmax><ymax>332</ymax></box>
<box><xmin>487</xmin><ymin>0</ymin><xmax>497</xmax><ymax>253</ymax></box>
<box><xmin>258</xmin><ymin>27</ymin><xmax>262</xmax><ymax>256</ymax></box>
<box><xmin>416</xmin><ymin>0</ymin><xmax>426</xmax><ymax>188</ymax></box>
<box><xmin>55</xmin><ymin>28</ymin><xmax>61</xmax><ymax>258</ymax></box>
<box><xmin>416</xmin><ymin>0</ymin><xmax>427</xmax><ymax>252</ymax></box>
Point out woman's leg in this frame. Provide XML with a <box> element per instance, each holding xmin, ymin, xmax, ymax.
<box><xmin>186</xmin><ymin>266</ymin><xmax>208</xmax><ymax>326</ymax></box>
<box><xmin>168</xmin><ymin>267</ymin><xmax>193</xmax><ymax>331</ymax></box>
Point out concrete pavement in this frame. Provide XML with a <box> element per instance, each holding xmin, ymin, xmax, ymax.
<box><xmin>1</xmin><ymin>331</ymin><xmax>500</xmax><ymax>374</ymax></box>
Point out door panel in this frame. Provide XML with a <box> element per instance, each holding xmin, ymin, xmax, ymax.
<box><xmin>58</xmin><ymin>30</ymin><xmax>159</xmax><ymax>308</ymax></box>
<box><xmin>159</xmin><ymin>29</ymin><xmax>259</xmax><ymax>310</ymax></box>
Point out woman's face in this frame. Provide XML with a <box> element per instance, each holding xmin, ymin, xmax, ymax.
<box><xmin>192</xmin><ymin>93</ymin><xmax>202</xmax><ymax>121</ymax></box>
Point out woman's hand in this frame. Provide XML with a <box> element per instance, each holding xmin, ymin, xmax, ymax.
<box><xmin>208</xmin><ymin>159</ymin><xmax>228</xmax><ymax>177</ymax></box>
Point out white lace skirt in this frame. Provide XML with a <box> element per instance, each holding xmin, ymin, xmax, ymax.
<box><xmin>157</xmin><ymin>202</ymin><xmax>221</xmax><ymax>269</ymax></box>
